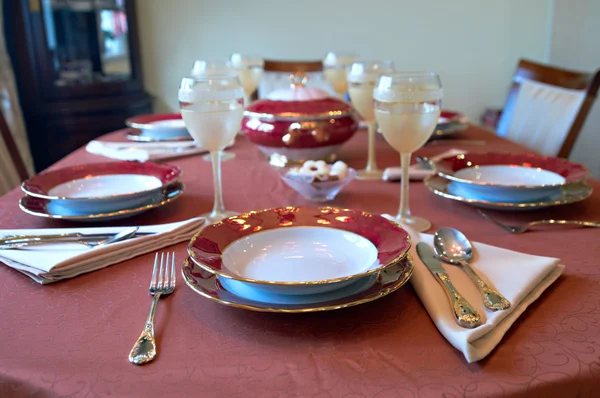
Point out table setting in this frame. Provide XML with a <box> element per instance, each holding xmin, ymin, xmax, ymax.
<box><xmin>1</xmin><ymin>51</ymin><xmax>600</xmax><ymax>397</ymax></box>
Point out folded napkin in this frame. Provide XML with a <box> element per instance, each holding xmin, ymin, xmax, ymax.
<box><xmin>383</xmin><ymin>149</ymin><xmax>465</xmax><ymax>181</ymax></box>
<box><xmin>86</xmin><ymin>140</ymin><xmax>208</xmax><ymax>161</ymax></box>
<box><xmin>384</xmin><ymin>219</ymin><xmax>564</xmax><ymax>362</ymax></box>
<box><xmin>0</xmin><ymin>217</ymin><xmax>205</xmax><ymax>284</ymax></box>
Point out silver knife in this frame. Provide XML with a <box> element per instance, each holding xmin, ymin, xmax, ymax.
<box><xmin>0</xmin><ymin>231</ymin><xmax>155</xmax><ymax>247</ymax></box>
<box><xmin>416</xmin><ymin>242</ymin><xmax>482</xmax><ymax>328</ymax></box>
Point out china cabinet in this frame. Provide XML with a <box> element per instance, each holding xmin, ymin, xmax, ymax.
<box><xmin>4</xmin><ymin>0</ymin><xmax>151</xmax><ymax>171</ymax></box>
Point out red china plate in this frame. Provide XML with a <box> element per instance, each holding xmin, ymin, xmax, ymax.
<box><xmin>125</xmin><ymin>113</ymin><xmax>186</xmax><ymax>130</ymax></box>
<box><xmin>19</xmin><ymin>181</ymin><xmax>185</xmax><ymax>221</ymax></box>
<box><xmin>22</xmin><ymin>161</ymin><xmax>182</xmax><ymax>201</ymax></box>
<box><xmin>439</xmin><ymin>110</ymin><xmax>467</xmax><ymax>124</ymax></box>
<box><xmin>433</xmin><ymin>152</ymin><xmax>589</xmax><ymax>188</ymax></box>
<box><xmin>187</xmin><ymin>206</ymin><xmax>411</xmax><ymax>287</ymax></box>
<box><xmin>182</xmin><ymin>254</ymin><xmax>414</xmax><ymax>313</ymax></box>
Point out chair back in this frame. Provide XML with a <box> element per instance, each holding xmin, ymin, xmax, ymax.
<box><xmin>0</xmin><ymin>107</ymin><xmax>28</xmax><ymax>187</ymax></box>
<box><xmin>496</xmin><ymin>59</ymin><xmax>600</xmax><ymax>157</ymax></box>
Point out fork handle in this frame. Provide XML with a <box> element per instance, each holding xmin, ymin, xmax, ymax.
<box><xmin>530</xmin><ymin>220</ymin><xmax>600</xmax><ymax>228</ymax></box>
<box><xmin>460</xmin><ymin>261</ymin><xmax>510</xmax><ymax>311</ymax></box>
<box><xmin>129</xmin><ymin>292</ymin><xmax>162</xmax><ymax>365</ymax></box>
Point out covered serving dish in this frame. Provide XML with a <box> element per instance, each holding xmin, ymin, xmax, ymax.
<box><xmin>241</xmin><ymin>75</ymin><xmax>359</xmax><ymax>166</ymax></box>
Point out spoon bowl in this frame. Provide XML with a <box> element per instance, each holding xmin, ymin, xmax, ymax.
<box><xmin>433</xmin><ymin>227</ymin><xmax>510</xmax><ymax>311</ymax></box>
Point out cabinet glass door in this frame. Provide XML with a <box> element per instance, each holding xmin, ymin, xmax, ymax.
<box><xmin>40</xmin><ymin>0</ymin><xmax>131</xmax><ymax>86</ymax></box>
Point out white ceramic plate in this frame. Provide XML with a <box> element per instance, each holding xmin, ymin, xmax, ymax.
<box><xmin>48</xmin><ymin>174</ymin><xmax>163</xmax><ymax>198</ymax></box>
<box><xmin>221</xmin><ymin>227</ymin><xmax>379</xmax><ymax>294</ymax></box>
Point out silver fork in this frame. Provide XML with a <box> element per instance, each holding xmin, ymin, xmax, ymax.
<box><xmin>477</xmin><ymin>209</ymin><xmax>600</xmax><ymax>234</ymax></box>
<box><xmin>129</xmin><ymin>252</ymin><xmax>176</xmax><ymax>365</ymax></box>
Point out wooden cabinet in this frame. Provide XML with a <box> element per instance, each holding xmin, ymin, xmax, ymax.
<box><xmin>3</xmin><ymin>0</ymin><xmax>152</xmax><ymax>171</ymax></box>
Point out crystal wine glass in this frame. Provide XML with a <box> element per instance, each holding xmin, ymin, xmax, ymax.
<box><xmin>230</xmin><ymin>54</ymin><xmax>264</xmax><ymax>106</ymax></box>
<box><xmin>178</xmin><ymin>75</ymin><xmax>244</xmax><ymax>224</ymax></box>
<box><xmin>323</xmin><ymin>51</ymin><xmax>358</xmax><ymax>99</ymax></box>
<box><xmin>374</xmin><ymin>72</ymin><xmax>443</xmax><ymax>232</ymax></box>
<box><xmin>347</xmin><ymin>60</ymin><xmax>395</xmax><ymax>180</ymax></box>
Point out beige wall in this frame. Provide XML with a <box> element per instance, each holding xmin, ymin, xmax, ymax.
<box><xmin>550</xmin><ymin>0</ymin><xmax>600</xmax><ymax>177</ymax></box>
<box><xmin>136</xmin><ymin>0</ymin><xmax>551</xmax><ymax>122</ymax></box>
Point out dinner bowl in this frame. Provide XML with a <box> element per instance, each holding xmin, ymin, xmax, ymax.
<box><xmin>187</xmin><ymin>206</ymin><xmax>411</xmax><ymax>295</ymax></box>
<box><xmin>432</xmin><ymin>152</ymin><xmax>589</xmax><ymax>202</ymax></box>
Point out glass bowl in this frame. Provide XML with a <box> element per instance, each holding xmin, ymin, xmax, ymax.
<box><xmin>279</xmin><ymin>168</ymin><xmax>356</xmax><ymax>202</ymax></box>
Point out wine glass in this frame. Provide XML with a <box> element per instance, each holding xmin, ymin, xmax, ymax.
<box><xmin>323</xmin><ymin>51</ymin><xmax>358</xmax><ymax>99</ymax></box>
<box><xmin>347</xmin><ymin>60</ymin><xmax>395</xmax><ymax>180</ymax></box>
<box><xmin>190</xmin><ymin>60</ymin><xmax>237</xmax><ymax>163</ymax></box>
<box><xmin>230</xmin><ymin>54</ymin><xmax>264</xmax><ymax>106</ymax></box>
<box><xmin>178</xmin><ymin>75</ymin><xmax>245</xmax><ymax>224</ymax></box>
<box><xmin>374</xmin><ymin>72</ymin><xmax>443</xmax><ymax>232</ymax></box>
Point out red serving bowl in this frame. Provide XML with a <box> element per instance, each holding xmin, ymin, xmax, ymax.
<box><xmin>241</xmin><ymin>97</ymin><xmax>359</xmax><ymax>164</ymax></box>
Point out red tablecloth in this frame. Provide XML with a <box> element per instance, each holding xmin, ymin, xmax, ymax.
<box><xmin>1</xmin><ymin>126</ymin><xmax>599</xmax><ymax>397</ymax></box>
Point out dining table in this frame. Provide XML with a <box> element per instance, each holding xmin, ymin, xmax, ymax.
<box><xmin>1</xmin><ymin>124</ymin><xmax>599</xmax><ymax>398</ymax></box>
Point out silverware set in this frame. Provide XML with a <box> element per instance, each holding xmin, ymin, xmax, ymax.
<box><xmin>416</xmin><ymin>227</ymin><xmax>511</xmax><ymax>329</ymax></box>
<box><xmin>0</xmin><ymin>228</ymin><xmax>154</xmax><ymax>250</ymax></box>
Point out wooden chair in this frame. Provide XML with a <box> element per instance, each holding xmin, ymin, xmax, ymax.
<box><xmin>0</xmin><ymin>107</ymin><xmax>29</xmax><ymax>181</ymax></box>
<box><xmin>263</xmin><ymin>60</ymin><xmax>323</xmax><ymax>73</ymax></box>
<box><xmin>496</xmin><ymin>59</ymin><xmax>600</xmax><ymax>158</ymax></box>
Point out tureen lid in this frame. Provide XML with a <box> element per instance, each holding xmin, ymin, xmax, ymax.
<box><xmin>245</xmin><ymin>73</ymin><xmax>354</xmax><ymax>120</ymax></box>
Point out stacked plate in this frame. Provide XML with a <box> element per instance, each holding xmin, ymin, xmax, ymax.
<box><xmin>424</xmin><ymin>152</ymin><xmax>592</xmax><ymax>210</ymax></box>
<box><xmin>19</xmin><ymin>161</ymin><xmax>184</xmax><ymax>221</ymax></box>
<box><xmin>182</xmin><ymin>206</ymin><xmax>414</xmax><ymax>312</ymax></box>
<box><xmin>125</xmin><ymin>113</ymin><xmax>192</xmax><ymax>142</ymax></box>
<box><xmin>431</xmin><ymin>110</ymin><xmax>468</xmax><ymax>139</ymax></box>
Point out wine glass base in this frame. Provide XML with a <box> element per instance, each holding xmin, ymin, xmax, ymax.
<box><xmin>201</xmin><ymin>210</ymin><xmax>240</xmax><ymax>225</ymax></box>
<box><xmin>202</xmin><ymin>152</ymin><xmax>236</xmax><ymax>162</ymax></box>
<box><xmin>356</xmin><ymin>169</ymin><xmax>383</xmax><ymax>181</ymax></box>
<box><xmin>396</xmin><ymin>215</ymin><xmax>431</xmax><ymax>233</ymax></box>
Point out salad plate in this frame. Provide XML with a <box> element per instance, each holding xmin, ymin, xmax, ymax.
<box><xmin>125</xmin><ymin>113</ymin><xmax>192</xmax><ymax>142</ymax></box>
<box><xmin>182</xmin><ymin>255</ymin><xmax>413</xmax><ymax>313</ymax></box>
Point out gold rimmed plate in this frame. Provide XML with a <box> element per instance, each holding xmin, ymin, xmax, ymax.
<box><xmin>424</xmin><ymin>175</ymin><xmax>592</xmax><ymax>211</ymax></box>
<box><xmin>187</xmin><ymin>206</ymin><xmax>411</xmax><ymax>295</ymax></box>
<box><xmin>19</xmin><ymin>182</ymin><xmax>185</xmax><ymax>222</ymax></box>
<box><xmin>181</xmin><ymin>255</ymin><xmax>414</xmax><ymax>313</ymax></box>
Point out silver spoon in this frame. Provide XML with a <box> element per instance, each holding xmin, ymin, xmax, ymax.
<box><xmin>82</xmin><ymin>227</ymin><xmax>140</xmax><ymax>248</ymax></box>
<box><xmin>433</xmin><ymin>227</ymin><xmax>510</xmax><ymax>311</ymax></box>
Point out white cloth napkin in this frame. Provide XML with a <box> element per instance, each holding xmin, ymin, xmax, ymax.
<box><xmin>86</xmin><ymin>140</ymin><xmax>209</xmax><ymax>161</ymax></box>
<box><xmin>0</xmin><ymin>217</ymin><xmax>205</xmax><ymax>284</ymax></box>
<box><xmin>383</xmin><ymin>218</ymin><xmax>564</xmax><ymax>362</ymax></box>
<box><xmin>383</xmin><ymin>149</ymin><xmax>465</xmax><ymax>181</ymax></box>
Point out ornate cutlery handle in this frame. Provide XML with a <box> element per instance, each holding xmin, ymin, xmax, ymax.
<box><xmin>435</xmin><ymin>273</ymin><xmax>482</xmax><ymax>328</ymax></box>
<box><xmin>129</xmin><ymin>293</ymin><xmax>162</xmax><ymax>365</ymax></box>
<box><xmin>461</xmin><ymin>261</ymin><xmax>510</xmax><ymax>311</ymax></box>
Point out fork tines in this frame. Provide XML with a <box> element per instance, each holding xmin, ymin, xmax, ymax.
<box><xmin>150</xmin><ymin>252</ymin><xmax>176</xmax><ymax>291</ymax></box>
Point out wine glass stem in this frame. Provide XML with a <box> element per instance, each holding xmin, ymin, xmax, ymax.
<box><xmin>397</xmin><ymin>152</ymin><xmax>412</xmax><ymax>220</ymax></box>
<box><xmin>210</xmin><ymin>150</ymin><xmax>225</xmax><ymax>217</ymax></box>
<box><xmin>365</xmin><ymin>122</ymin><xmax>379</xmax><ymax>171</ymax></box>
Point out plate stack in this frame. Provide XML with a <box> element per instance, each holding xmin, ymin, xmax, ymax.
<box><xmin>182</xmin><ymin>206</ymin><xmax>414</xmax><ymax>312</ymax></box>
<box><xmin>19</xmin><ymin>161</ymin><xmax>184</xmax><ymax>221</ymax></box>
<box><xmin>431</xmin><ymin>110</ymin><xmax>469</xmax><ymax>138</ymax></box>
<box><xmin>125</xmin><ymin>113</ymin><xmax>192</xmax><ymax>142</ymax></box>
<box><xmin>424</xmin><ymin>153</ymin><xmax>592</xmax><ymax>210</ymax></box>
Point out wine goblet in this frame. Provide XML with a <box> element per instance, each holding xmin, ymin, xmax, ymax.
<box><xmin>230</xmin><ymin>53</ymin><xmax>264</xmax><ymax>106</ymax></box>
<box><xmin>347</xmin><ymin>60</ymin><xmax>395</xmax><ymax>180</ymax></box>
<box><xmin>323</xmin><ymin>51</ymin><xmax>358</xmax><ymax>99</ymax></box>
<box><xmin>374</xmin><ymin>72</ymin><xmax>443</xmax><ymax>232</ymax></box>
<box><xmin>178</xmin><ymin>75</ymin><xmax>244</xmax><ymax>224</ymax></box>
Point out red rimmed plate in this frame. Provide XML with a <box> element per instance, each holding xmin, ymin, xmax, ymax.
<box><xmin>431</xmin><ymin>110</ymin><xmax>468</xmax><ymax>138</ymax></box>
<box><xmin>182</xmin><ymin>255</ymin><xmax>414</xmax><ymax>313</ymax></box>
<box><xmin>19</xmin><ymin>181</ymin><xmax>185</xmax><ymax>222</ymax></box>
<box><xmin>433</xmin><ymin>152</ymin><xmax>589</xmax><ymax>188</ymax></box>
<box><xmin>187</xmin><ymin>206</ymin><xmax>411</xmax><ymax>295</ymax></box>
<box><xmin>125</xmin><ymin>113</ymin><xmax>192</xmax><ymax>142</ymax></box>
<box><xmin>22</xmin><ymin>161</ymin><xmax>181</xmax><ymax>201</ymax></box>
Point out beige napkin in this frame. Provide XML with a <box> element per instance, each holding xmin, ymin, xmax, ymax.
<box><xmin>383</xmin><ymin>149</ymin><xmax>465</xmax><ymax>181</ymax></box>
<box><xmin>383</xmin><ymin>218</ymin><xmax>564</xmax><ymax>362</ymax></box>
<box><xmin>0</xmin><ymin>217</ymin><xmax>205</xmax><ymax>284</ymax></box>
<box><xmin>85</xmin><ymin>140</ymin><xmax>208</xmax><ymax>161</ymax></box>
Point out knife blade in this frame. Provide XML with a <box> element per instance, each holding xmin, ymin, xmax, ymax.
<box><xmin>416</xmin><ymin>242</ymin><xmax>482</xmax><ymax>328</ymax></box>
